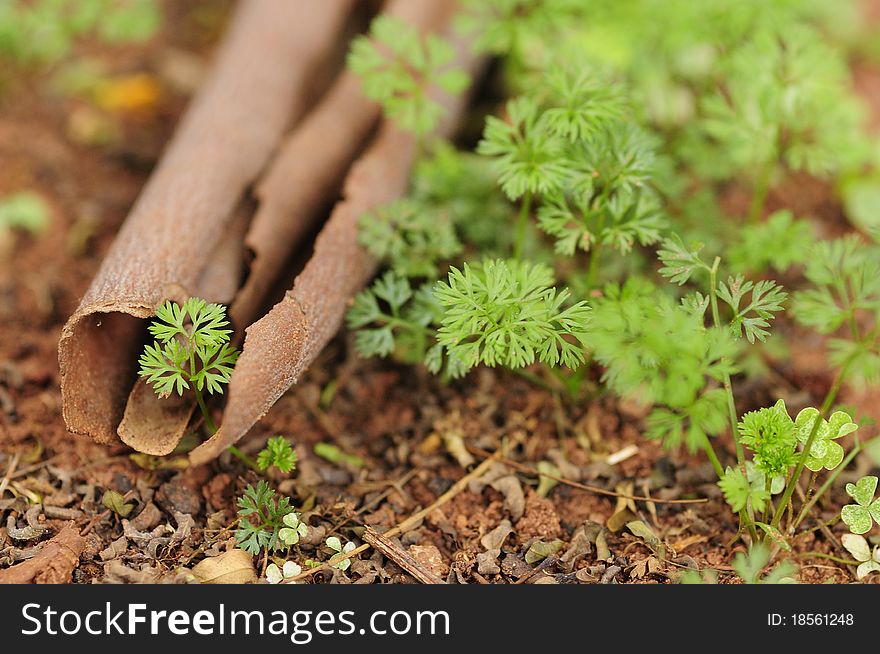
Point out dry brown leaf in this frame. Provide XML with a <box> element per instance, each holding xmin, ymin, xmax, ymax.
<box><xmin>191</xmin><ymin>549</ymin><xmax>256</xmax><ymax>584</ymax></box>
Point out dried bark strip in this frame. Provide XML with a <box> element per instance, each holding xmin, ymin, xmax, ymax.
<box><xmin>58</xmin><ymin>0</ymin><xmax>355</xmax><ymax>446</ymax></box>
<box><xmin>0</xmin><ymin>523</ymin><xmax>86</xmax><ymax>584</ymax></box>
<box><xmin>362</xmin><ymin>527</ymin><xmax>445</xmax><ymax>584</ymax></box>
<box><xmin>191</xmin><ymin>15</ymin><xmax>484</xmax><ymax>464</ymax></box>
<box><xmin>120</xmin><ymin>0</ymin><xmax>459</xmax><ymax>455</ymax></box>
<box><xmin>231</xmin><ymin>0</ymin><xmax>454</xmax><ymax>329</ymax></box>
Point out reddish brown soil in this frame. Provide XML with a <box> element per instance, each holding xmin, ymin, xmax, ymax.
<box><xmin>1</xmin><ymin>1</ymin><xmax>878</xmax><ymax>585</ymax></box>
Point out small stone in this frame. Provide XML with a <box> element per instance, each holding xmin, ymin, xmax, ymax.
<box><xmin>156</xmin><ymin>477</ymin><xmax>201</xmax><ymax>515</ymax></box>
<box><xmin>409</xmin><ymin>544</ymin><xmax>449</xmax><ymax>578</ymax></box>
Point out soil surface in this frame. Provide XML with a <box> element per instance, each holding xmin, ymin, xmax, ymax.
<box><xmin>1</xmin><ymin>1</ymin><xmax>879</xmax><ymax>585</ymax></box>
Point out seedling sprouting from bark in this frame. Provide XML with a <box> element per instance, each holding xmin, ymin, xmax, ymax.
<box><xmin>138</xmin><ymin>297</ymin><xmax>239</xmax><ymax>433</ymax></box>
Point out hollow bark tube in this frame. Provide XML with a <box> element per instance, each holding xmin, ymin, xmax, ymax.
<box><xmin>231</xmin><ymin>0</ymin><xmax>456</xmax><ymax>330</ymax></box>
<box><xmin>116</xmin><ymin>0</ymin><xmax>458</xmax><ymax>456</ymax></box>
<box><xmin>58</xmin><ymin>0</ymin><xmax>354</xmax><ymax>444</ymax></box>
<box><xmin>190</xmin><ymin>25</ymin><xmax>484</xmax><ymax>465</ymax></box>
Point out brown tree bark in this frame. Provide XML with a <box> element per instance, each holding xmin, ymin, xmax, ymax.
<box><xmin>59</xmin><ymin>0</ymin><xmax>355</xmax><ymax>446</ymax></box>
<box><xmin>190</xmin><ymin>16</ymin><xmax>484</xmax><ymax>464</ymax></box>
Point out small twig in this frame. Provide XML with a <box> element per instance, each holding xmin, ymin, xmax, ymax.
<box><xmin>285</xmin><ymin>450</ymin><xmax>504</xmax><ymax>583</ymax></box>
<box><xmin>9</xmin><ymin>454</ymin><xmax>64</xmax><ymax>480</ymax></box>
<box><xmin>0</xmin><ymin>451</ymin><xmax>21</xmax><ymax>498</ymax></box>
<box><xmin>363</xmin><ymin>527</ymin><xmax>444</xmax><ymax>584</ymax></box>
<box><xmin>465</xmin><ymin>445</ymin><xmax>707</xmax><ymax>505</ymax></box>
<box><xmin>513</xmin><ymin>556</ymin><xmax>557</xmax><ymax>585</ymax></box>
<box><xmin>79</xmin><ymin>490</ymin><xmax>136</xmax><ymax>536</ymax></box>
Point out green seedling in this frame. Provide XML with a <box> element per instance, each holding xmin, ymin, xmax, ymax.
<box><xmin>348</xmin><ymin>14</ymin><xmax>469</xmax><ymax>138</ymax></box>
<box><xmin>265</xmin><ymin>560</ymin><xmax>302</xmax><ymax>584</ymax></box>
<box><xmin>434</xmin><ymin>258</ymin><xmax>591</xmax><ymax>376</ymax></box>
<box><xmin>841</xmin><ymin>534</ymin><xmax>880</xmax><ymax>579</ymax></box>
<box><xmin>840</xmin><ymin>476</ymin><xmax>880</xmax><ymax>535</ymax></box>
<box><xmin>102</xmin><ymin>489</ymin><xmax>133</xmax><ymax>518</ymax></box>
<box><xmin>234</xmin><ymin>480</ymin><xmax>295</xmax><ymax>555</ymax></box>
<box><xmin>278</xmin><ymin>512</ymin><xmax>309</xmax><ymax>547</ymax></box>
<box><xmin>326</xmin><ymin>536</ymin><xmax>357</xmax><ymax>572</ymax></box>
<box><xmin>257</xmin><ymin>436</ymin><xmax>298</xmax><ymax>474</ymax></box>
<box><xmin>680</xmin><ymin>544</ymin><xmax>797</xmax><ymax>584</ymax></box>
<box><xmin>138</xmin><ymin>298</ymin><xmax>239</xmax><ymax>433</ymax></box>
<box><xmin>0</xmin><ymin>191</ymin><xmax>50</xmax><ymax>253</ymax></box>
<box><xmin>0</xmin><ymin>0</ymin><xmax>161</xmax><ymax>67</ymax></box>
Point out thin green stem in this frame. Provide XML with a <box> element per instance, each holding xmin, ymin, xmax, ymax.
<box><xmin>194</xmin><ymin>386</ymin><xmax>217</xmax><ymax>434</ymax></box>
<box><xmin>513</xmin><ymin>192</ymin><xmax>532</xmax><ymax>260</ymax></box>
<box><xmin>708</xmin><ymin>257</ymin><xmax>745</xmax><ymax>470</ymax></box>
<box><xmin>584</xmin><ymin>205</ymin><xmax>607</xmax><ymax>289</ymax></box>
<box><xmin>228</xmin><ymin>445</ymin><xmax>259</xmax><ymax>471</ymax></box>
<box><xmin>707</xmin><ymin>256</ymin><xmax>756</xmax><ymax>540</ymax></box>
<box><xmin>511</xmin><ymin>367</ymin><xmax>557</xmax><ymax>393</ymax></box>
<box><xmin>747</xmin><ymin>158</ymin><xmax>773</xmax><ymax>224</ymax></box>
<box><xmin>799</xmin><ymin>552</ymin><xmax>861</xmax><ymax>566</ymax></box>
<box><xmin>792</xmin><ymin>439</ymin><xmax>862</xmax><ymax>532</ymax></box>
<box><xmin>771</xmin><ymin>366</ymin><xmax>847</xmax><ymax>530</ymax></box>
<box><xmin>586</xmin><ymin>241</ymin><xmax>603</xmax><ymax>290</ymax></box>
<box><xmin>702</xmin><ymin>436</ymin><xmax>724</xmax><ymax>479</ymax></box>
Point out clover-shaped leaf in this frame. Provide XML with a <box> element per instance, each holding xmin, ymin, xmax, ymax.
<box><xmin>841</xmin><ymin>533</ymin><xmax>880</xmax><ymax>579</ymax></box>
<box><xmin>745</xmin><ymin>461</ymin><xmax>785</xmax><ymax>495</ymax></box>
<box><xmin>265</xmin><ymin>560</ymin><xmax>303</xmax><ymax>584</ymax></box>
<box><xmin>840</xmin><ymin>475</ymin><xmax>880</xmax><ymax>535</ymax></box>
<box><xmin>278</xmin><ymin>512</ymin><xmax>309</xmax><ymax>546</ymax></box>
<box><xmin>794</xmin><ymin>408</ymin><xmax>858</xmax><ymax>472</ymax></box>
<box><xmin>326</xmin><ymin>536</ymin><xmax>357</xmax><ymax>571</ymax></box>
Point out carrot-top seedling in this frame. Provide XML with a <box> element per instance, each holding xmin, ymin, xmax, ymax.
<box><xmin>138</xmin><ymin>297</ymin><xmax>239</xmax><ymax>433</ymax></box>
<box><xmin>234</xmin><ymin>480</ymin><xmax>300</xmax><ymax>555</ymax></box>
<box><xmin>256</xmin><ymin>436</ymin><xmax>298</xmax><ymax>474</ymax></box>
<box><xmin>0</xmin><ymin>0</ymin><xmax>161</xmax><ymax>67</ymax></box>
<box><xmin>347</xmin><ymin>14</ymin><xmax>470</xmax><ymax>139</ymax></box>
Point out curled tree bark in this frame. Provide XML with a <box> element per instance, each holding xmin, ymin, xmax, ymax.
<box><xmin>58</xmin><ymin>0</ymin><xmax>355</xmax><ymax>448</ymax></box>
<box><xmin>190</xmin><ymin>12</ymin><xmax>484</xmax><ymax>464</ymax></box>
<box><xmin>59</xmin><ymin>0</ymin><xmax>483</xmax><ymax>462</ymax></box>
<box><xmin>119</xmin><ymin>0</ymin><xmax>456</xmax><ymax>455</ymax></box>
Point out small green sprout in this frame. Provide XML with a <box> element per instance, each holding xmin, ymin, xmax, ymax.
<box><xmin>326</xmin><ymin>536</ymin><xmax>357</xmax><ymax>572</ymax></box>
<box><xmin>347</xmin><ymin>15</ymin><xmax>470</xmax><ymax>137</ymax></box>
<box><xmin>718</xmin><ymin>466</ymin><xmax>769</xmax><ymax>514</ymax></box>
<box><xmin>265</xmin><ymin>560</ymin><xmax>302</xmax><ymax>584</ymax></box>
<box><xmin>716</xmin><ymin>276</ymin><xmax>787</xmax><ymax>345</ymax></box>
<box><xmin>679</xmin><ymin>544</ymin><xmax>797</xmax><ymax>584</ymax></box>
<box><xmin>841</xmin><ymin>534</ymin><xmax>880</xmax><ymax>580</ymax></box>
<box><xmin>587</xmin><ymin>280</ymin><xmax>737</xmax><ymax>454</ymax></box>
<box><xmin>477</xmin><ymin>96</ymin><xmax>570</xmax><ymax>201</ymax></box>
<box><xmin>234</xmin><ymin>481</ymin><xmax>295</xmax><ymax>555</ymax></box>
<box><xmin>278</xmin><ymin>512</ymin><xmax>309</xmax><ymax>547</ymax></box>
<box><xmin>840</xmin><ymin>476</ymin><xmax>880</xmax><ymax>535</ymax></box>
<box><xmin>727</xmin><ymin>210</ymin><xmax>812</xmax><ymax>274</ymax></box>
<box><xmin>347</xmin><ymin>271</ymin><xmax>442</xmax><ymax>363</ymax></box>
<box><xmin>737</xmin><ymin>400</ymin><xmax>798</xmax><ymax>478</ymax></box>
<box><xmin>257</xmin><ymin>436</ymin><xmax>298</xmax><ymax>474</ymax></box>
<box><xmin>793</xmin><ymin>408</ymin><xmax>858</xmax><ymax>472</ymax></box>
<box><xmin>313</xmin><ymin>442</ymin><xmax>365</xmax><ymax>469</ymax></box>
<box><xmin>0</xmin><ymin>191</ymin><xmax>50</xmax><ymax>236</ymax></box>
<box><xmin>731</xmin><ymin>544</ymin><xmax>798</xmax><ymax>584</ymax></box>
<box><xmin>357</xmin><ymin>199</ymin><xmax>461</xmax><ymax>280</ymax></box>
<box><xmin>138</xmin><ymin>298</ymin><xmax>239</xmax><ymax>431</ymax></box>
<box><xmin>0</xmin><ymin>0</ymin><xmax>161</xmax><ymax>66</ymax></box>
<box><xmin>434</xmin><ymin>258</ymin><xmax>591</xmax><ymax>374</ymax></box>
<box><xmin>102</xmin><ymin>489</ymin><xmax>133</xmax><ymax>518</ymax></box>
